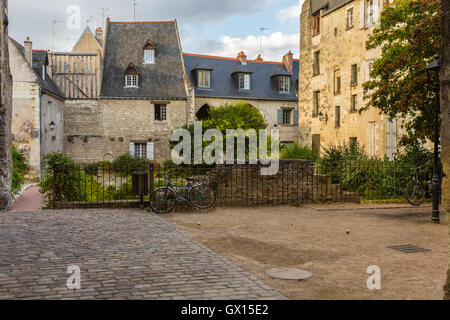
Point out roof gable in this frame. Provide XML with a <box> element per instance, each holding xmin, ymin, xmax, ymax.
<box><xmin>73</xmin><ymin>27</ymin><xmax>102</xmax><ymax>53</ymax></box>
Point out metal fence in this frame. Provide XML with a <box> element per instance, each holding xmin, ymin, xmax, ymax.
<box><xmin>48</xmin><ymin>160</ymin><xmax>439</xmax><ymax>210</ymax></box>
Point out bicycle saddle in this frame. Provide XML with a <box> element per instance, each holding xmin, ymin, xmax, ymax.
<box><xmin>185</xmin><ymin>177</ymin><xmax>196</xmax><ymax>182</ymax></box>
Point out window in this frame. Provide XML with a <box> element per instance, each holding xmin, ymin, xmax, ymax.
<box><xmin>351</xmin><ymin>64</ymin><xmax>358</xmax><ymax>85</ymax></box>
<box><xmin>198</xmin><ymin>70</ymin><xmax>211</xmax><ymax>88</ymax></box>
<box><xmin>368</xmin><ymin>122</ymin><xmax>376</xmax><ymax>156</ymax></box>
<box><xmin>346</xmin><ymin>7</ymin><xmax>354</xmax><ymax>29</ymax></box>
<box><xmin>125</xmin><ymin>75</ymin><xmax>138</xmax><ymax>88</ymax></box>
<box><xmin>351</xmin><ymin>94</ymin><xmax>358</xmax><ymax>112</ymax></box>
<box><xmin>366</xmin><ymin>0</ymin><xmax>375</xmax><ymax>26</ymax></box>
<box><xmin>279</xmin><ymin>76</ymin><xmax>290</xmax><ymax>93</ymax></box>
<box><xmin>335</xmin><ymin>106</ymin><xmax>341</xmax><ymax>128</ymax></box>
<box><xmin>282</xmin><ymin>109</ymin><xmax>292</xmax><ymax>125</ymax></box>
<box><xmin>313</xmin><ymin>91</ymin><xmax>320</xmax><ymax>117</ymax></box>
<box><xmin>144</xmin><ymin>49</ymin><xmax>155</xmax><ymax>64</ymax></box>
<box><xmin>386</xmin><ymin>119</ymin><xmax>398</xmax><ymax>160</ymax></box>
<box><xmin>239</xmin><ymin>73</ymin><xmax>251</xmax><ymax>90</ymax></box>
<box><xmin>313</xmin><ymin>14</ymin><xmax>321</xmax><ymax>35</ymax></box>
<box><xmin>155</xmin><ymin>104</ymin><xmax>167</xmax><ymax>121</ymax></box>
<box><xmin>334</xmin><ymin>70</ymin><xmax>341</xmax><ymax>95</ymax></box>
<box><xmin>134</xmin><ymin>143</ymin><xmax>147</xmax><ymax>159</ymax></box>
<box><xmin>313</xmin><ymin>51</ymin><xmax>320</xmax><ymax>76</ymax></box>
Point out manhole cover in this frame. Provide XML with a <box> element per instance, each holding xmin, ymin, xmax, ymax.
<box><xmin>387</xmin><ymin>244</ymin><xmax>431</xmax><ymax>254</ymax></box>
<box><xmin>265</xmin><ymin>268</ymin><xmax>312</xmax><ymax>280</ymax></box>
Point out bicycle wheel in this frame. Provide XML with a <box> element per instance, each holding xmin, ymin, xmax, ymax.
<box><xmin>189</xmin><ymin>183</ymin><xmax>216</xmax><ymax>209</ymax></box>
<box><xmin>405</xmin><ymin>181</ymin><xmax>426</xmax><ymax>206</ymax></box>
<box><xmin>149</xmin><ymin>187</ymin><xmax>177</xmax><ymax>213</ymax></box>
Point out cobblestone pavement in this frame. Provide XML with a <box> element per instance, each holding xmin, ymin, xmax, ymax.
<box><xmin>0</xmin><ymin>210</ymin><xmax>284</xmax><ymax>300</ymax></box>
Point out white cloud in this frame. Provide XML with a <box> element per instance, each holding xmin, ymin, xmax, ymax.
<box><xmin>277</xmin><ymin>1</ymin><xmax>303</xmax><ymax>23</ymax></box>
<box><xmin>199</xmin><ymin>32</ymin><xmax>299</xmax><ymax>62</ymax></box>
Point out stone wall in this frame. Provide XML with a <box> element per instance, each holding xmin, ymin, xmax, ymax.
<box><xmin>0</xmin><ymin>0</ymin><xmax>12</xmax><ymax>211</ymax></box>
<box><xmin>64</xmin><ymin>98</ymin><xmax>189</xmax><ymax>163</ymax></box>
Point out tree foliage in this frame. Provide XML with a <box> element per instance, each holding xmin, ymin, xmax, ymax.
<box><xmin>363</xmin><ymin>0</ymin><xmax>441</xmax><ymax>145</ymax></box>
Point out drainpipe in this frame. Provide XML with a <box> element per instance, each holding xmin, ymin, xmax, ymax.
<box><xmin>39</xmin><ymin>89</ymin><xmax>43</xmax><ymax>182</ymax></box>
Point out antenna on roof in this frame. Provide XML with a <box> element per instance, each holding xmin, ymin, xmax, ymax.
<box><xmin>51</xmin><ymin>20</ymin><xmax>61</xmax><ymax>51</ymax></box>
<box><xmin>101</xmin><ymin>8</ymin><xmax>110</xmax><ymax>30</ymax></box>
<box><xmin>133</xmin><ymin>0</ymin><xmax>139</xmax><ymax>21</ymax></box>
<box><xmin>259</xmin><ymin>27</ymin><xmax>270</xmax><ymax>57</ymax></box>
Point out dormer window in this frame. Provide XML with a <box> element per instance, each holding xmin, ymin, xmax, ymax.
<box><xmin>239</xmin><ymin>73</ymin><xmax>251</xmax><ymax>91</ymax></box>
<box><xmin>197</xmin><ymin>70</ymin><xmax>211</xmax><ymax>88</ymax></box>
<box><xmin>124</xmin><ymin>62</ymin><xmax>139</xmax><ymax>88</ymax></box>
<box><xmin>279</xmin><ymin>76</ymin><xmax>290</xmax><ymax>93</ymax></box>
<box><xmin>143</xmin><ymin>39</ymin><xmax>156</xmax><ymax>64</ymax></box>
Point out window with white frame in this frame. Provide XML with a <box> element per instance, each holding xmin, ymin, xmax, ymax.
<box><xmin>134</xmin><ymin>143</ymin><xmax>147</xmax><ymax>159</ymax></box>
<box><xmin>144</xmin><ymin>49</ymin><xmax>155</xmax><ymax>64</ymax></box>
<box><xmin>346</xmin><ymin>7</ymin><xmax>354</xmax><ymax>29</ymax></box>
<box><xmin>279</xmin><ymin>76</ymin><xmax>290</xmax><ymax>93</ymax></box>
<box><xmin>125</xmin><ymin>75</ymin><xmax>139</xmax><ymax>88</ymax></box>
<box><xmin>282</xmin><ymin>109</ymin><xmax>292</xmax><ymax>125</ymax></box>
<box><xmin>239</xmin><ymin>73</ymin><xmax>251</xmax><ymax>90</ymax></box>
<box><xmin>197</xmin><ymin>70</ymin><xmax>211</xmax><ymax>88</ymax></box>
<box><xmin>155</xmin><ymin>104</ymin><xmax>167</xmax><ymax>121</ymax></box>
<box><xmin>366</xmin><ymin>0</ymin><xmax>374</xmax><ymax>26</ymax></box>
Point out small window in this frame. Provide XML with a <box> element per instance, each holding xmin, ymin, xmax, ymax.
<box><xmin>366</xmin><ymin>0</ymin><xmax>375</xmax><ymax>27</ymax></box>
<box><xmin>346</xmin><ymin>7</ymin><xmax>354</xmax><ymax>29</ymax></box>
<box><xmin>334</xmin><ymin>70</ymin><xmax>341</xmax><ymax>95</ymax></box>
<box><xmin>239</xmin><ymin>73</ymin><xmax>251</xmax><ymax>90</ymax></box>
<box><xmin>313</xmin><ymin>51</ymin><xmax>320</xmax><ymax>76</ymax></box>
<box><xmin>279</xmin><ymin>76</ymin><xmax>290</xmax><ymax>93</ymax></box>
<box><xmin>197</xmin><ymin>70</ymin><xmax>211</xmax><ymax>88</ymax></box>
<box><xmin>282</xmin><ymin>109</ymin><xmax>292</xmax><ymax>125</ymax></box>
<box><xmin>155</xmin><ymin>104</ymin><xmax>167</xmax><ymax>121</ymax></box>
<box><xmin>335</xmin><ymin>106</ymin><xmax>341</xmax><ymax>128</ymax></box>
<box><xmin>125</xmin><ymin>75</ymin><xmax>138</xmax><ymax>88</ymax></box>
<box><xmin>313</xmin><ymin>91</ymin><xmax>320</xmax><ymax>117</ymax></box>
<box><xmin>351</xmin><ymin>94</ymin><xmax>358</xmax><ymax>112</ymax></box>
<box><xmin>134</xmin><ymin>143</ymin><xmax>147</xmax><ymax>159</ymax></box>
<box><xmin>313</xmin><ymin>14</ymin><xmax>321</xmax><ymax>35</ymax></box>
<box><xmin>351</xmin><ymin>64</ymin><xmax>358</xmax><ymax>85</ymax></box>
<box><xmin>144</xmin><ymin>49</ymin><xmax>155</xmax><ymax>64</ymax></box>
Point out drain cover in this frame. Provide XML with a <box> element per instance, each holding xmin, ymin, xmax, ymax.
<box><xmin>387</xmin><ymin>244</ymin><xmax>431</xmax><ymax>254</ymax></box>
<box><xmin>265</xmin><ymin>268</ymin><xmax>312</xmax><ymax>280</ymax></box>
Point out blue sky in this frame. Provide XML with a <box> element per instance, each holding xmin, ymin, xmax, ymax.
<box><xmin>9</xmin><ymin>0</ymin><xmax>302</xmax><ymax>61</ymax></box>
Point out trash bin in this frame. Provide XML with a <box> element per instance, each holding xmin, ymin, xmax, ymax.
<box><xmin>132</xmin><ymin>172</ymin><xmax>149</xmax><ymax>208</ymax></box>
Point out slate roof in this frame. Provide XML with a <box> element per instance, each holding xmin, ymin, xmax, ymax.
<box><xmin>100</xmin><ymin>21</ymin><xmax>187</xmax><ymax>100</ymax></box>
<box><xmin>9</xmin><ymin>37</ymin><xmax>64</xmax><ymax>99</ymax></box>
<box><xmin>183</xmin><ymin>53</ymin><xmax>299</xmax><ymax>102</ymax></box>
<box><xmin>311</xmin><ymin>0</ymin><xmax>354</xmax><ymax>16</ymax></box>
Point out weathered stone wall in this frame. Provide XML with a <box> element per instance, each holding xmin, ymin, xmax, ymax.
<box><xmin>63</xmin><ymin>98</ymin><xmax>188</xmax><ymax>163</ymax></box>
<box><xmin>298</xmin><ymin>0</ymin><xmax>405</xmax><ymax>156</ymax></box>
<box><xmin>195</xmin><ymin>97</ymin><xmax>299</xmax><ymax>143</ymax></box>
<box><xmin>442</xmin><ymin>0</ymin><xmax>450</xmax><ymax>301</ymax></box>
<box><xmin>0</xmin><ymin>0</ymin><xmax>12</xmax><ymax>211</ymax></box>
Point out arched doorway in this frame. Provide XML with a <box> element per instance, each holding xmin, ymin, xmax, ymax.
<box><xmin>196</xmin><ymin>104</ymin><xmax>211</xmax><ymax>121</ymax></box>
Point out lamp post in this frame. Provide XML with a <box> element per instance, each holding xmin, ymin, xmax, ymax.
<box><xmin>425</xmin><ymin>56</ymin><xmax>441</xmax><ymax>224</ymax></box>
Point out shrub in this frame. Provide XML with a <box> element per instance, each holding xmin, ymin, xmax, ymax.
<box><xmin>111</xmin><ymin>153</ymin><xmax>147</xmax><ymax>176</ymax></box>
<box><xmin>12</xmin><ymin>145</ymin><xmax>28</xmax><ymax>195</ymax></box>
<box><xmin>280</xmin><ymin>143</ymin><xmax>319</xmax><ymax>161</ymax></box>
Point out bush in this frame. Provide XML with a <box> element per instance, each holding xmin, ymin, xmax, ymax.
<box><xmin>12</xmin><ymin>145</ymin><xmax>28</xmax><ymax>195</ymax></box>
<box><xmin>111</xmin><ymin>153</ymin><xmax>147</xmax><ymax>176</ymax></box>
<box><xmin>84</xmin><ymin>161</ymin><xmax>112</xmax><ymax>176</ymax></box>
<box><xmin>280</xmin><ymin>143</ymin><xmax>319</xmax><ymax>161</ymax></box>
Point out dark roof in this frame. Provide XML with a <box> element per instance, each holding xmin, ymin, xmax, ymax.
<box><xmin>183</xmin><ymin>53</ymin><xmax>299</xmax><ymax>101</ymax></box>
<box><xmin>311</xmin><ymin>0</ymin><xmax>354</xmax><ymax>16</ymax></box>
<box><xmin>100</xmin><ymin>21</ymin><xmax>187</xmax><ymax>100</ymax></box>
<box><xmin>9</xmin><ymin>37</ymin><xmax>64</xmax><ymax>99</ymax></box>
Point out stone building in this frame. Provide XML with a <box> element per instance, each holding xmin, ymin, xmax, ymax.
<box><xmin>62</xmin><ymin>19</ymin><xmax>189</xmax><ymax>163</ymax></box>
<box><xmin>298</xmin><ymin>0</ymin><xmax>401</xmax><ymax>157</ymax></box>
<box><xmin>183</xmin><ymin>51</ymin><xmax>300</xmax><ymax>144</ymax></box>
<box><xmin>8</xmin><ymin>37</ymin><xmax>64</xmax><ymax>181</ymax></box>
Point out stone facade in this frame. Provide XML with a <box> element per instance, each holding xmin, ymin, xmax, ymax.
<box><xmin>442</xmin><ymin>0</ymin><xmax>450</xmax><ymax>301</ymax></box>
<box><xmin>299</xmin><ymin>0</ymin><xmax>403</xmax><ymax>157</ymax></box>
<box><xmin>0</xmin><ymin>0</ymin><xmax>12</xmax><ymax>211</ymax></box>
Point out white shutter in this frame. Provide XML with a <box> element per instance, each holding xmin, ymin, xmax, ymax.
<box><xmin>146</xmin><ymin>142</ymin><xmax>154</xmax><ymax>161</ymax></box>
<box><xmin>373</xmin><ymin>1</ymin><xmax>380</xmax><ymax>25</ymax></box>
<box><xmin>129</xmin><ymin>142</ymin><xmax>135</xmax><ymax>157</ymax></box>
<box><xmin>360</xmin><ymin>1</ymin><xmax>366</xmax><ymax>28</ymax></box>
<box><xmin>365</xmin><ymin>61</ymin><xmax>370</xmax><ymax>82</ymax></box>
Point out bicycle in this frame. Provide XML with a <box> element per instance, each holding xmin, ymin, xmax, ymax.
<box><xmin>405</xmin><ymin>165</ymin><xmax>432</xmax><ymax>207</ymax></box>
<box><xmin>149</xmin><ymin>174</ymin><xmax>216</xmax><ymax>213</ymax></box>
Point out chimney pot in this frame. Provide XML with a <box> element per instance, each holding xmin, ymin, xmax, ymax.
<box><xmin>24</xmin><ymin>37</ymin><xmax>33</xmax><ymax>66</ymax></box>
<box><xmin>236</xmin><ymin>51</ymin><xmax>247</xmax><ymax>64</ymax></box>
<box><xmin>255</xmin><ymin>54</ymin><xmax>263</xmax><ymax>62</ymax></box>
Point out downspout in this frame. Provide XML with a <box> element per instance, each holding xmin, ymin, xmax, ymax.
<box><xmin>39</xmin><ymin>89</ymin><xmax>43</xmax><ymax>182</ymax></box>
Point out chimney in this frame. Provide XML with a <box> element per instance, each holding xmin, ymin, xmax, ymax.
<box><xmin>24</xmin><ymin>37</ymin><xmax>33</xmax><ymax>66</ymax></box>
<box><xmin>282</xmin><ymin>50</ymin><xmax>293</xmax><ymax>74</ymax></box>
<box><xmin>236</xmin><ymin>51</ymin><xmax>247</xmax><ymax>65</ymax></box>
<box><xmin>95</xmin><ymin>27</ymin><xmax>103</xmax><ymax>45</ymax></box>
<box><xmin>255</xmin><ymin>54</ymin><xmax>263</xmax><ymax>62</ymax></box>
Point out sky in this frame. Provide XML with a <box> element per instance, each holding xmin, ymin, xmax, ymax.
<box><xmin>9</xmin><ymin>0</ymin><xmax>303</xmax><ymax>62</ymax></box>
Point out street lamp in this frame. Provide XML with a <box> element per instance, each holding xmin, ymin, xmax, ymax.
<box><xmin>425</xmin><ymin>55</ymin><xmax>441</xmax><ymax>224</ymax></box>
<box><xmin>49</xmin><ymin>121</ymin><xmax>56</xmax><ymax>131</ymax></box>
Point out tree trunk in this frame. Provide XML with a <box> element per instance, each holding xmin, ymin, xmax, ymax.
<box><xmin>442</xmin><ymin>0</ymin><xmax>450</xmax><ymax>300</ymax></box>
<box><xmin>0</xmin><ymin>0</ymin><xmax>12</xmax><ymax>212</ymax></box>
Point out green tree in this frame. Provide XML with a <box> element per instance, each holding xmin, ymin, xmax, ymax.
<box><xmin>363</xmin><ymin>0</ymin><xmax>441</xmax><ymax>145</ymax></box>
<box><xmin>12</xmin><ymin>145</ymin><xmax>28</xmax><ymax>195</ymax></box>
